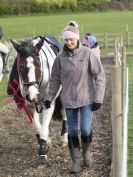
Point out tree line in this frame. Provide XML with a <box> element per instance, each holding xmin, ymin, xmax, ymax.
<box><xmin>0</xmin><ymin>0</ymin><xmax>133</xmax><ymax>16</ymax></box>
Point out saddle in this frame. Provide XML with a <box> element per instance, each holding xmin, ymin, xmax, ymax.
<box><xmin>33</xmin><ymin>35</ymin><xmax>62</xmax><ymax>55</ymax></box>
<box><xmin>46</xmin><ymin>36</ymin><xmax>62</xmax><ymax>55</ymax></box>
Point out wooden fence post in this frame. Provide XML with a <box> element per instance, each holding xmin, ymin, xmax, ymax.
<box><xmin>112</xmin><ymin>66</ymin><xmax>122</xmax><ymax>177</ymax></box>
<box><xmin>121</xmin><ymin>46</ymin><xmax>126</xmax><ymax>110</ymax></box>
<box><xmin>114</xmin><ymin>38</ymin><xmax>118</xmax><ymax>66</ymax></box>
<box><xmin>125</xmin><ymin>24</ymin><xmax>129</xmax><ymax>47</ymax></box>
<box><xmin>126</xmin><ymin>31</ymin><xmax>130</xmax><ymax>48</ymax></box>
<box><xmin>121</xmin><ymin>46</ymin><xmax>128</xmax><ymax>177</ymax></box>
<box><xmin>104</xmin><ymin>32</ymin><xmax>107</xmax><ymax>48</ymax></box>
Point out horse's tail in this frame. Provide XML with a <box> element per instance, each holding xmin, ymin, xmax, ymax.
<box><xmin>52</xmin><ymin>96</ymin><xmax>63</xmax><ymax>121</ymax></box>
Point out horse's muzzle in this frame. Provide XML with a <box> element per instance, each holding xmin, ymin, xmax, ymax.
<box><xmin>26</xmin><ymin>93</ymin><xmax>40</xmax><ymax>103</ymax></box>
<box><xmin>26</xmin><ymin>94</ymin><xmax>43</xmax><ymax>113</ymax></box>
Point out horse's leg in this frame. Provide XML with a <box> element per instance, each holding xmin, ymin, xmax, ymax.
<box><xmin>32</xmin><ymin>110</ymin><xmax>41</xmax><ymax>144</ymax></box>
<box><xmin>53</xmin><ymin>95</ymin><xmax>68</xmax><ymax>147</ymax></box>
<box><xmin>37</xmin><ymin>103</ymin><xmax>55</xmax><ymax>164</ymax></box>
<box><xmin>60</xmin><ymin>108</ymin><xmax>68</xmax><ymax>147</ymax></box>
<box><xmin>32</xmin><ymin>109</ymin><xmax>48</xmax><ymax>164</ymax></box>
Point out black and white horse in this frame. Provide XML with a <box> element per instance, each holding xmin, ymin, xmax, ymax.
<box><xmin>9</xmin><ymin>36</ymin><xmax>68</xmax><ymax>164</ymax></box>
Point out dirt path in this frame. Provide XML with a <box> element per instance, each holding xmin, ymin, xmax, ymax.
<box><xmin>0</xmin><ymin>57</ymin><xmax>113</xmax><ymax>177</ymax></box>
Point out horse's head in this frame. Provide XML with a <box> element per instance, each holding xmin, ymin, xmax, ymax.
<box><xmin>10</xmin><ymin>38</ymin><xmax>44</xmax><ymax>103</ymax></box>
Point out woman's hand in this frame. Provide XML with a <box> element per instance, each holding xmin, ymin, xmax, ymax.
<box><xmin>41</xmin><ymin>100</ymin><xmax>51</xmax><ymax>109</ymax></box>
<box><xmin>92</xmin><ymin>102</ymin><xmax>101</xmax><ymax>111</ymax></box>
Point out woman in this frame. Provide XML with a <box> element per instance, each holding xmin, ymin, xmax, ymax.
<box><xmin>44</xmin><ymin>24</ymin><xmax>106</xmax><ymax>173</ymax></box>
<box><xmin>83</xmin><ymin>33</ymin><xmax>100</xmax><ymax>60</ymax></box>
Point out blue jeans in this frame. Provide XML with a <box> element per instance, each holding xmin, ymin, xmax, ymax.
<box><xmin>65</xmin><ymin>104</ymin><xmax>93</xmax><ymax>136</ymax></box>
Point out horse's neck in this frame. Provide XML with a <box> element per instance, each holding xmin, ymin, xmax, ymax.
<box><xmin>42</xmin><ymin>41</ymin><xmax>56</xmax><ymax>69</ymax></box>
<box><xmin>39</xmin><ymin>41</ymin><xmax>56</xmax><ymax>98</ymax></box>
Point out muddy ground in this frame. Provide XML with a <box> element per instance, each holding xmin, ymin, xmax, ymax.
<box><xmin>0</xmin><ymin>57</ymin><xmax>113</xmax><ymax>177</ymax></box>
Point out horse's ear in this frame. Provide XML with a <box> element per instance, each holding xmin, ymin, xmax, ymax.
<box><xmin>10</xmin><ymin>39</ymin><xmax>21</xmax><ymax>52</ymax></box>
<box><xmin>35</xmin><ymin>37</ymin><xmax>45</xmax><ymax>51</ymax></box>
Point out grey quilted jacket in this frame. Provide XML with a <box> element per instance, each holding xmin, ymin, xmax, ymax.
<box><xmin>48</xmin><ymin>42</ymin><xmax>106</xmax><ymax>108</ymax></box>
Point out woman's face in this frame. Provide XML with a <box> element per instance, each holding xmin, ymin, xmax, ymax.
<box><xmin>82</xmin><ymin>37</ymin><xmax>88</xmax><ymax>47</ymax></box>
<box><xmin>64</xmin><ymin>38</ymin><xmax>78</xmax><ymax>50</ymax></box>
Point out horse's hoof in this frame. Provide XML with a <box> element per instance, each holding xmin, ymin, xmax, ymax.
<box><xmin>37</xmin><ymin>155</ymin><xmax>47</xmax><ymax>165</ymax></box>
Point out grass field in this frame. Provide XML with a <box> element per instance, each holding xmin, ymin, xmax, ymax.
<box><xmin>0</xmin><ymin>11</ymin><xmax>133</xmax><ymax>176</ymax></box>
<box><xmin>0</xmin><ymin>11</ymin><xmax>133</xmax><ymax>41</ymax></box>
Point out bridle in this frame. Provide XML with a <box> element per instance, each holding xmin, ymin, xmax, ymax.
<box><xmin>17</xmin><ymin>55</ymin><xmax>43</xmax><ymax>113</ymax></box>
<box><xmin>22</xmin><ymin>77</ymin><xmax>43</xmax><ymax>113</ymax></box>
<box><xmin>23</xmin><ymin>81</ymin><xmax>39</xmax><ymax>87</ymax></box>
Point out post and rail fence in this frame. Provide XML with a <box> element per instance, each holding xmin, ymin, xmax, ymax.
<box><xmin>111</xmin><ymin>36</ymin><xmax>128</xmax><ymax>177</ymax></box>
<box><xmin>94</xmin><ymin>30</ymin><xmax>133</xmax><ymax>49</ymax></box>
<box><xmin>58</xmin><ymin>26</ymin><xmax>133</xmax><ymax>53</ymax></box>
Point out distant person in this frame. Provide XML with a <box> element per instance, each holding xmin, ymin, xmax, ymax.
<box><xmin>43</xmin><ymin>23</ymin><xmax>106</xmax><ymax>173</ymax></box>
<box><xmin>83</xmin><ymin>33</ymin><xmax>100</xmax><ymax>59</ymax></box>
<box><xmin>0</xmin><ymin>26</ymin><xmax>9</xmax><ymax>73</ymax></box>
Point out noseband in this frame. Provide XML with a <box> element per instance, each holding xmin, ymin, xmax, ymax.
<box><xmin>23</xmin><ymin>81</ymin><xmax>39</xmax><ymax>87</ymax></box>
<box><xmin>23</xmin><ymin>80</ymin><xmax>43</xmax><ymax>113</ymax></box>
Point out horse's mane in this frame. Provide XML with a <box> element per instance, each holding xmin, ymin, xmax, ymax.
<box><xmin>19</xmin><ymin>40</ymin><xmax>38</xmax><ymax>58</ymax></box>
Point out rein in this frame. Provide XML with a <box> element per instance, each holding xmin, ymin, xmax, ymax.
<box><xmin>9</xmin><ymin>78</ymin><xmax>33</xmax><ymax>124</ymax></box>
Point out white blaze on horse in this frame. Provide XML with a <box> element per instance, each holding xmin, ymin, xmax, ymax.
<box><xmin>9</xmin><ymin>37</ymin><xmax>68</xmax><ymax>164</ymax></box>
